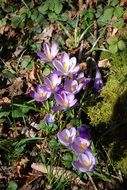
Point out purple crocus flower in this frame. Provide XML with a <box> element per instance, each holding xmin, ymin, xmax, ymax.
<box><xmin>37</xmin><ymin>41</ymin><xmax>58</xmax><ymax>62</ymax></box>
<box><xmin>64</xmin><ymin>78</ymin><xmax>83</xmax><ymax>94</ymax></box>
<box><xmin>72</xmin><ymin>150</ymin><xmax>95</xmax><ymax>172</ymax></box>
<box><xmin>78</xmin><ymin>126</ymin><xmax>91</xmax><ymax>140</ymax></box>
<box><xmin>94</xmin><ymin>66</ymin><xmax>103</xmax><ymax>92</ymax></box>
<box><xmin>43</xmin><ymin>114</ymin><xmax>55</xmax><ymax>124</ymax></box>
<box><xmin>57</xmin><ymin>127</ymin><xmax>76</xmax><ymax>146</ymax></box>
<box><xmin>71</xmin><ymin>137</ymin><xmax>90</xmax><ymax>153</ymax></box>
<box><xmin>52</xmin><ymin>90</ymin><xmax>77</xmax><ymax>111</ymax></box>
<box><xmin>29</xmin><ymin>84</ymin><xmax>51</xmax><ymax>102</ymax></box>
<box><xmin>53</xmin><ymin>53</ymin><xmax>80</xmax><ymax>76</ymax></box>
<box><xmin>76</xmin><ymin>73</ymin><xmax>91</xmax><ymax>89</ymax></box>
<box><xmin>44</xmin><ymin>73</ymin><xmax>61</xmax><ymax>93</ymax></box>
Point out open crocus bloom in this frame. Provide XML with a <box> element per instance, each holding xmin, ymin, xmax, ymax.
<box><xmin>57</xmin><ymin>127</ymin><xmax>76</xmax><ymax>146</ymax></box>
<box><xmin>37</xmin><ymin>42</ymin><xmax>58</xmax><ymax>62</ymax></box>
<box><xmin>72</xmin><ymin>150</ymin><xmax>95</xmax><ymax>172</ymax></box>
<box><xmin>64</xmin><ymin>78</ymin><xmax>83</xmax><ymax>94</ymax></box>
<box><xmin>53</xmin><ymin>53</ymin><xmax>80</xmax><ymax>76</ymax></box>
<box><xmin>94</xmin><ymin>66</ymin><xmax>103</xmax><ymax>92</ymax></box>
<box><xmin>44</xmin><ymin>73</ymin><xmax>61</xmax><ymax>93</ymax></box>
<box><xmin>43</xmin><ymin>114</ymin><xmax>55</xmax><ymax>124</ymax></box>
<box><xmin>53</xmin><ymin>90</ymin><xmax>77</xmax><ymax>111</ymax></box>
<box><xmin>71</xmin><ymin>137</ymin><xmax>90</xmax><ymax>153</ymax></box>
<box><xmin>29</xmin><ymin>84</ymin><xmax>51</xmax><ymax>102</ymax></box>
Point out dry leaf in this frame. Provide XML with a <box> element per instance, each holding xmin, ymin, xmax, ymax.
<box><xmin>33</xmin><ymin>25</ymin><xmax>54</xmax><ymax>44</ymax></box>
<box><xmin>79</xmin><ymin>62</ymin><xmax>87</xmax><ymax>70</ymax></box>
<box><xmin>31</xmin><ymin>163</ymin><xmax>86</xmax><ymax>187</ymax></box>
<box><xmin>98</xmin><ymin>59</ymin><xmax>111</xmax><ymax>68</ymax></box>
<box><xmin>31</xmin><ymin>163</ymin><xmax>48</xmax><ymax>174</ymax></box>
<box><xmin>120</xmin><ymin>0</ymin><xmax>127</xmax><ymax>6</ymax></box>
<box><xmin>0</xmin><ymin>97</ymin><xmax>11</xmax><ymax>105</ymax></box>
<box><xmin>123</xmin><ymin>12</ymin><xmax>127</xmax><ymax>20</ymax></box>
<box><xmin>19</xmin><ymin>173</ymin><xmax>42</xmax><ymax>190</ymax></box>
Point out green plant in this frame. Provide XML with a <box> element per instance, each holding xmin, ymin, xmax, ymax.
<box><xmin>107</xmin><ymin>36</ymin><xmax>126</xmax><ymax>54</ymax></box>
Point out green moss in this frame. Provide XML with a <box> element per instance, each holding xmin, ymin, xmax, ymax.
<box><xmin>86</xmin><ymin>50</ymin><xmax>127</xmax><ymax>175</ymax></box>
<box><xmin>87</xmin><ymin>50</ymin><xmax>127</xmax><ymax>127</ymax></box>
<box><xmin>115</xmin><ymin>156</ymin><xmax>127</xmax><ymax>175</ymax></box>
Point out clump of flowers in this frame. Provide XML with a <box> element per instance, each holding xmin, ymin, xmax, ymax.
<box><xmin>29</xmin><ymin>41</ymin><xmax>102</xmax><ymax>174</ymax></box>
<box><xmin>57</xmin><ymin>126</ymin><xmax>95</xmax><ymax>173</ymax></box>
<box><xmin>30</xmin><ymin>41</ymin><xmax>102</xmax><ymax>111</ymax></box>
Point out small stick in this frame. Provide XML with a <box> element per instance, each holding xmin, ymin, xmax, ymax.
<box><xmin>88</xmin><ymin>175</ymin><xmax>98</xmax><ymax>190</ymax></box>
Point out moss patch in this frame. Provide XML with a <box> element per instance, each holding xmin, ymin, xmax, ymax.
<box><xmin>86</xmin><ymin>50</ymin><xmax>127</xmax><ymax>175</ymax></box>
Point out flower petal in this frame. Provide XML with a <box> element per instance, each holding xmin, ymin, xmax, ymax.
<box><xmin>71</xmin><ymin>137</ymin><xmax>90</xmax><ymax>153</ymax></box>
<box><xmin>69</xmin><ymin>57</ymin><xmax>76</xmax><ymax>70</ymax></box>
<box><xmin>78</xmin><ymin>126</ymin><xmax>91</xmax><ymax>140</ymax></box>
<box><xmin>61</xmin><ymin>53</ymin><xmax>69</xmax><ymax>64</ymax></box>
<box><xmin>53</xmin><ymin>60</ymin><xmax>65</xmax><ymax>73</ymax></box>
<box><xmin>69</xmin><ymin>98</ymin><xmax>77</xmax><ymax>107</ymax></box>
<box><xmin>37</xmin><ymin>51</ymin><xmax>49</xmax><ymax>61</ymax></box>
<box><xmin>51</xmin><ymin>41</ymin><xmax>59</xmax><ymax>58</ymax></box>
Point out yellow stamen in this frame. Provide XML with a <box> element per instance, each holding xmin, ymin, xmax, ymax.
<box><xmin>47</xmin><ymin>53</ymin><xmax>52</xmax><ymax>60</ymax></box>
<box><xmin>80</xmin><ymin>143</ymin><xmax>86</xmax><ymax>150</ymax></box>
<box><xmin>62</xmin><ymin>100</ymin><xmax>68</xmax><ymax>107</ymax></box>
<box><xmin>51</xmin><ymin>82</ymin><xmax>55</xmax><ymax>89</ymax></box>
<box><xmin>70</xmin><ymin>85</ymin><xmax>75</xmax><ymax>92</ymax></box>
<box><xmin>63</xmin><ymin>62</ymin><xmax>68</xmax><ymax>71</ymax></box>
<box><xmin>65</xmin><ymin>135</ymin><xmax>70</xmax><ymax>142</ymax></box>
<box><xmin>83</xmin><ymin>160</ymin><xmax>91</xmax><ymax>168</ymax></box>
<box><xmin>39</xmin><ymin>92</ymin><xmax>45</xmax><ymax>99</ymax></box>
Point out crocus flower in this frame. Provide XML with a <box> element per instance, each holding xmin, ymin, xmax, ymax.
<box><xmin>57</xmin><ymin>127</ymin><xmax>76</xmax><ymax>146</ymax></box>
<box><xmin>64</xmin><ymin>78</ymin><xmax>83</xmax><ymax>94</ymax></box>
<box><xmin>78</xmin><ymin>126</ymin><xmax>91</xmax><ymax>140</ymax></box>
<box><xmin>71</xmin><ymin>137</ymin><xmax>90</xmax><ymax>153</ymax></box>
<box><xmin>52</xmin><ymin>90</ymin><xmax>77</xmax><ymax>111</ymax></box>
<box><xmin>72</xmin><ymin>150</ymin><xmax>95</xmax><ymax>172</ymax></box>
<box><xmin>94</xmin><ymin>66</ymin><xmax>103</xmax><ymax>92</ymax></box>
<box><xmin>44</xmin><ymin>73</ymin><xmax>61</xmax><ymax>93</ymax></box>
<box><xmin>37</xmin><ymin>41</ymin><xmax>58</xmax><ymax>62</ymax></box>
<box><xmin>29</xmin><ymin>84</ymin><xmax>51</xmax><ymax>102</ymax></box>
<box><xmin>43</xmin><ymin>114</ymin><xmax>55</xmax><ymax>124</ymax></box>
<box><xmin>53</xmin><ymin>53</ymin><xmax>80</xmax><ymax>76</ymax></box>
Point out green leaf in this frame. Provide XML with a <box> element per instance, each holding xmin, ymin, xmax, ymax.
<box><xmin>49</xmin><ymin>1</ymin><xmax>55</xmax><ymax>11</ymax></box>
<box><xmin>6</xmin><ymin>181</ymin><xmax>18</xmax><ymax>190</ymax></box>
<box><xmin>21</xmin><ymin>55</ymin><xmax>33</xmax><ymax>69</ymax></box>
<box><xmin>114</xmin><ymin>7</ymin><xmax>123</xmax><ymax>18</ymax></box>
<box><xmin>43</xmin><ymin>67</ymin><xmax>51</xmax><ymax>76</ymax></box>
<box><xmin>109</xmin><ymin>44</ymin><xmax>118</xmax><ymax>54</ymax></box>
<box><xmin>11</xmin><ymin>16</ymin><xmax>21</xmax><ymax>28</ymax></box>
<box><xmin>38</xmin><ymin>3</ymin><xmax>49</xmax><ymax>14</ymax></box>
<box><xmin>31</xmin><ymin>9</ymin><xmax>39</xmax><ymax>21</ymax></box>
<box><xmin>0</xmin><ymin>111</ymin><xmax>10</xmax><ymax>118</ymax></box>
<box><xmin>39</xmin><ymin>120</ymin><xmax>48</xmax><ymax>131</ymax></box>
<box><xmin>49</xmin><ymin>138</ymin><xmax>58</xmax><ymax>150</ymax></box>
<box><xmin>62</xmin><ymin>153</ymin><xmax>73</xmax><ymax>169</ymax></box>
<box><xmin>11</xmin><ymin>16</ymin><xmax>25</xmax><ymax>28</ymax></box>
<box><xmin>118</xmin><ymin>40</ymin><xmax>126</xmax><ymax>50</ymax></box>
<box><xmin>58</xmin><ymin>12</ymin><xmax>68</xmax><ymax>21</ymax></box>
<box><xmin>48</xmin><ymin>12</ymin><xmax>58</xmax><ymax>20</ymax></box>
<box><xmin>107</xmin><ymin>36</ymin><xmax>118</xmax><ymax>45</ymax></box>
<box><xmin>54</xmin><ymin>1</ymin><xmax>63</xmax><ymax>14</ymax></box>
<box><xmin>114</xmin><ymin>19</ymin><xmax>124</xmax><ymax>29</ymax></box>
<box><xmin>0</xmin><ymin>18</ymin><xmax>6</xmax><ymax>27</ymax></box>
<box><xmin>12</xmin><ymin>106</ymin><xmax>30</xmax><ymax>118</ymax></box>
<box><xmin>111</xmin><ymin>0</ymin><xmax>119</xmax><ymax>6</ymax></box>
<box><xmin>98</xmin><ymin>7</ymin><xmax>114</xmax><ymax>24</ymax></box>
<box><xmin>3</xmin><ymin>70</ymin><xmax>16</xmax><ymax>79</ymax></box>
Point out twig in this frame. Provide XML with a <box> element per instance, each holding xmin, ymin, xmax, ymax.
<box><xmin>88</xmin><ymin>175</ymin><xmax>98</xmax><ymax>190</ymax></box>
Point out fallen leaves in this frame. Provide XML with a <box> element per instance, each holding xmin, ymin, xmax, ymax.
<box><xmin>98</xmin><ymin>59</ymin><xmax>111</xmax><ymax>68</ymax></box>
<box><xmin>31</xmin><ymin>162</ymin><xmax>86</xmax><ymax>187</ymax></box>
